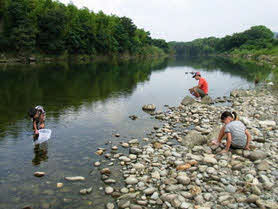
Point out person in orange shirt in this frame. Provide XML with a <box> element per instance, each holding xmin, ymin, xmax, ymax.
<box><xmin>189</xmin><ymin>72</ymin><xmax>208</xmax><ymax>99</ymax></box>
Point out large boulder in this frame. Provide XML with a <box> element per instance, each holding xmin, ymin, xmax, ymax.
<box><xmin>201</xmin><ymin>95</ymin><xmax>213</xmax><ymax>104</ymax></box>
<box><xmin>181</xmin><ymin>130</ymin><xmax>207</xmax><ymax>148</ymax></box>
<box><xmin>206</xmin><ymin>126</ymin><xmax>221</xmax><ymax>142</ymax></box>
<box><xmin>181</xmin><ymin>96</ymin><xmax>195</xmax><ymax>106</ymax></box>
<box><xmin>248</xmin><ymin>151</ymin><xmax>267</xmax><ymax>161</ymax></box>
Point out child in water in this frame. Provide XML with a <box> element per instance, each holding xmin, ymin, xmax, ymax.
<box><xmin>212</xmin><ymin>111</ymin><xmax>251</xmax><ymax>153</ymax></box>
<box><xmin>28</xmin><ymin>106</ymin><xmax>46</xmax><ymax>135</ymax></box>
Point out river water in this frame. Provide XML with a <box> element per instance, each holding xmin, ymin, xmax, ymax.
<box><xmin>0</xmin><ymin>57</ymin><xmax>261</xmax><ymax>208</ymax></box>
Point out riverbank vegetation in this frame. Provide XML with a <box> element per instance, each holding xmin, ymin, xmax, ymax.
<box><xmin>169</xmin><ymin>25</ymin><xmax>277</xmax><ymax>57</ymax></box>
<box><xmin>169</xmin><ymin>25</ymin><xmax>278</xmax><ymax>83</ymax></box>
<box><xmin>0</xmin><ymin>0</ymin><xmax>169</xmax><ymax>61</ymax></box>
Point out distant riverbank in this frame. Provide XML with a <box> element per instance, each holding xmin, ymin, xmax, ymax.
<box><xmin>0</xmin><ymin>50</ymin><xmax>170</xmax><ymax>64</ymax></box>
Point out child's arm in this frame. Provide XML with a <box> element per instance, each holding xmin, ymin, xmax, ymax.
<box><xmin>221</xmin><ymin>132</ymin><xmax>231</xmax><ymax>153</ymax></box>
<box><xmin>212</xmin><ymin>125</ymin><xmax>226</xmax><ymax>146</ymax></box>
<box><xmin>39</xmin><ymin>113</ymin><xmax>45</xmax><ymax>129</ymax></box>
<box><xmin>245</xmin><ymin>130</ymin><xmax>251</xmax><ymax>150</ymax></box>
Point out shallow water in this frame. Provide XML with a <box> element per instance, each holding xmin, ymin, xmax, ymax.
<box><xmin>0</xmin><ymin>57</ymin><xmax>261</xmax><ymax>208</ymax></box>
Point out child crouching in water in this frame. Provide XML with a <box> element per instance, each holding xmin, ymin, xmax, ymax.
<box><xmin>28</xmin><ymin>106</ymin><xmax>46</xmax><ymax>135</ymax></box>
<box><xmin>212</xmin><ymin>111</ymin><xmax>251</xmax><ymax>153</ymax></box>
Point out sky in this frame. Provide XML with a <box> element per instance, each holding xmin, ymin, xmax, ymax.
<box><xmin>59</xmin><ymin>0</ymin><xmax>278</xmax><ymax>42</ymax></box>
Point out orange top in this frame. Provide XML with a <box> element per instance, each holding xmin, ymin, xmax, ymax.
<box><xmin>198</xmin><ymin>77</ymin><xmax>208</xmax><ymax>94</ymax></box>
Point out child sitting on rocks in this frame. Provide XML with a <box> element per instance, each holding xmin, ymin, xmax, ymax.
<box><xmin>212</xmin><ymin>111</ymin><xmax>251</xmax><ymax>153</ymax></box>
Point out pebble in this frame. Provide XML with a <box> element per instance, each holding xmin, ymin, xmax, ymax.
<box><xmin>118</xmin><ymin>200</ymin><xmax>130</xmax><ymax>208</ymax></box>
<box><xmin>65</xmin><ymin>176</ymin><xmax>85</xmax><ymax>181</ymax></box>
<box><xmin>125</xmin><ymin>176</ymin><xmax>138</xmax><ymax>184</ymax></box>
<box><xmin>105</xmin><ymin>186</ymin><xmax>114</xmax><ymax>194</ymax></box>
<box><xmin>34</xmin><ymin>172</ymin><xmax>45</xmax><ymax>177</ymax></box>
<box><xmin>122</xmin><ymin>143</ymin><xmax>129</xmax><ymax>148</ymax></box>
<box><xmin>57</xmin><ymin>183</ymin><xmax>63</xmax><ymax>188</ymax></box>
<box><xmin>106</xmin><ymin>202</ymin><xmax>114</xmax><ymax>209</ymax></box>
<box><xmin>94</xmin><ymin>161</ymin><xmax>101</xmax><ymax>167</ymax></box>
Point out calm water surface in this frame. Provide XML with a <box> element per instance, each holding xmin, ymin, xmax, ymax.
<box><xmin>0</xmin><ymin>57</ymin><xmax>257</xmax><ymax>208</ymax></box>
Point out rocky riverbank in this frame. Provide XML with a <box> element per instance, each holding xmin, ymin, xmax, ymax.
<box><xmin>92</xmin><ymin>84</ymin><xmax>277</xmax><ymax>209</ymax></box>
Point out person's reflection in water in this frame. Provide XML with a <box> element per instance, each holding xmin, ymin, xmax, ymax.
<box><xmin>32</xmin><ymin>135</ymin><xmax>48</xmax><ymax>165</ymax></box>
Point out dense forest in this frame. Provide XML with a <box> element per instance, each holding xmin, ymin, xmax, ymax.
<box><xmin>169</xmin><ymin>26</ymin><xmax>278</xmax><ymax>57</ymax></box>
<box><xmin>0</xmin><ymin>0</ymin><xmax>169</xmax><ymax>57</ymax></box>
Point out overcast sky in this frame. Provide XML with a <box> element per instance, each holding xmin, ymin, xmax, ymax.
<box><xmin>59</xmin><ymin>0</ymin><xmax>278</xmax><ymax>42</ymax></box>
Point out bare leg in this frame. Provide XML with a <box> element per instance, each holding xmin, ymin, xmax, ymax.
<box><xmin>193</xmin><ymin>87</ymin><xmax>200</xmax><ymax>98</ymax></box>
<box><xmin>244</xmin><ymin>130</ymin><xmax>251</xmax><ymax>150</ymax></box>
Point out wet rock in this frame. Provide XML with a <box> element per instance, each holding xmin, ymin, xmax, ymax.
<box><xmin>121</xmin><ymin>143</ymin><xmax>129</xmax><ymax>148</ymax></box>
<box><xmin>142</xmin><ymin>104</ymin><xmax>156</xmax><ymax>111</ymax></box>
<box><xmin>120</xmin><ymin>187</ymin><xmax>129</xmax><ymax>193</ymax></box>
<box><xmin>65</xmin><ymin>176</ymin><xmax>85</xmax><ymax>181</ymax></box>
<box><xmin>119</xmin><ymin>156</ymin><xmax>131</xmax><ymax>162</ymax></box>
<box><xmin>96</xmin><ymin>150</ymin><xmax>104</xmax><ymax>155</ymax></box>
<box><xmin>111</xmin><ymin>146</ymin><xmax>118</xmax><ymax>150</ymax></box>
<box><xmin>80</xmin><ymin>187</ymin><xmax>92</xmax><ymax>195</ymax></box>
<box><xmin>105</xmin><ymin>186</ymin><xmax>114</xmax><ymax>194</ymax></box>
<box><xmin>111</xmin><ymin>191</ymin><xmax>121</xmax><ymax>198</ymax></box>
<box><xmin>104</xmin><ymin>179</ymin><xmax>116</xmax><ymax>184</ymax></box>
<box><xmin>118</xmin><ymin>200</ymin><xmax>130</xmax><ymax>209</ymax></box>
<box><xmin>129</xmin><ymin>147</ymin><xmax>142</xmax><ymax>155</ymax></box>
<box><xmin>181</xmin><ymin>96</ymin><xmax>196</xmax><ymax>106</ymax></box>
<box><xmin>100</xmin><ymin>168</ymin><xmax>111</xmax><ymax>175</ymax></box>
<box><xmin>34</xmin><ymin>172</ymin><xmax>45</xmax><ymax>177</ymax></box>
<box><xmin>57</xmin><ymin>183</ymin><xmax>63</xmax><ymax>188</ymax></box>
<box><xmin>129</xmin><ymin>115</ymin><xmax>138</xmax><ymax>120</ymax></box>
<box><xmin>125</xmin><ymin>176</ymin><xmax>138</xmax><ymax>184</ymax></box>
<box><xmin>129</xmin><ymin>139</ymin><xmax>139</xmax><ymax>144</ymax></box>
<box><xmin>106</xmin><ymin>202</ymin><xmax>115</xmax><ymax>209</ymax></box>
<box><xmin>94</xmin><ymin>161</ymin><xmax>101</xmax><ymax>167</ymax></box>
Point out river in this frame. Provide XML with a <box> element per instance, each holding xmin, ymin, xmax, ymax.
<box><xmin>0</xmin><ymin>57</ymin><xmax>265</xmax><ymax>208</ymax></box>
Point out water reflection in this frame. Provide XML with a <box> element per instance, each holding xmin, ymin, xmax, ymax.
<box><xmin>170</xmin><ymin>56</ymin><xmax>273</xmax><ymax>82</ymax></box>
<box><xmin>0</xmin><ymin>59</ymin><xmax>168</xmax><ymax>138</ymax></box>
<box><xmin>32</xmin><ymin>142</ymin><xmax>48</xmax><ymax>166</ymax></box>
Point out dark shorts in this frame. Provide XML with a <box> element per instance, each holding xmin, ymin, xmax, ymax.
<box><xmin>196</xmin><ymin>88</ymin><xmax>207</xmax><ymax>97</ymax></box>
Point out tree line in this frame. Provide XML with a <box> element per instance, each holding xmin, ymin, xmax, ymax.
<box><xmin>0</xmin><ymin>0</ymin><xmax>169</xmax><ymax>56</ymax></box>
<box><xmin>169</xmin><ymin>26</ymin><xmax>278</xmax><ymax>56</ymax></box>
